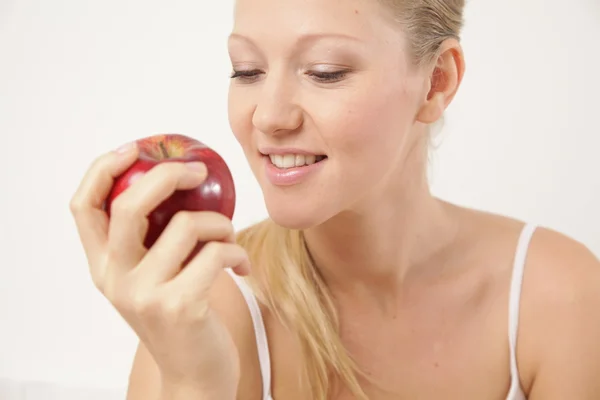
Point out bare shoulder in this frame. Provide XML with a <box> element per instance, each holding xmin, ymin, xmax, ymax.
<box><xmin>518</xmin><ymin>226</ymin><xmax>600</xmax><ymax>399</ymax></box>
<box><xmin>525</xmin><ymin>226</ymin><xmax>599</xmax><ymax>298</ymax></box>
<box><xmin>126</xmin><ymin>269</ymin><xmax>262</xmax><ymax>400</ymax></box>
<box><xmin>209</xmin><ymin>269</ymin><xmax>264</xmax><ymax>399</ymax></box>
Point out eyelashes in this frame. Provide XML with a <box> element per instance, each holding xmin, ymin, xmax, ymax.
<box><xmin>306</xmin><ymin>70</ymin><xmax>348</xmax><ymax>83</ymax></box>
<box><xmin>229</xmin><ymin>68</ymin><xmax>349</xmax><ymax>84</ymax></box>
<box><xmin>229</xmin><ymin>69</ymin><xmax>262</xmax><ymax>81</ymax></box>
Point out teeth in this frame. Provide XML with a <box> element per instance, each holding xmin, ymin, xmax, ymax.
<box><xmin>269</xmin><ymin>154</ymin><xmax>324</xmax><ymax>169</ymax></box>
<box><xmin>283</xmin><ymin>154</ymin><xmax>295</xmax><ymax>168</ymax></box>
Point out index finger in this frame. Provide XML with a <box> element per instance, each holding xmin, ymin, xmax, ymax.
<box><xmin>70</xmin><ymin>143</ymin><xmax>139</xmax><ymax>265</ymax></box>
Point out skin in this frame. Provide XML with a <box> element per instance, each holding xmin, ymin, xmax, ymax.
<box><xmin>122</xmin><ymin>0</ymin><xmax>600</xmax><ymax>399</ymax></box>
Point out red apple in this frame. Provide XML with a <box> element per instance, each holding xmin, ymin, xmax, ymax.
<box><xmin>105</xmin><ymin>133</ymin><xmax>236</xmax><ymax>261</ymax></box>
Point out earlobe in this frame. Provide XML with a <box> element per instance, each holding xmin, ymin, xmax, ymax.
<box><xmin>416</xmin><ymin>39</ymin><xmax>465</xmax><ymax>124</ymax></box>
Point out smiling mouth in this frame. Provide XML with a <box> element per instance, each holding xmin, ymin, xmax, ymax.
<box><xmin>267</xmin><ymin>154</ymin><xmax>327</xmax><ymax>169</ymax></box>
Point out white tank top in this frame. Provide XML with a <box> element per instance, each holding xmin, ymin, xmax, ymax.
<box><xmin>226</xmin><ymin>223</ymin><xmax>537</xmax><ymax>400</ymax></box>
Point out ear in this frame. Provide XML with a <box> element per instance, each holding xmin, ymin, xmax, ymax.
<box><xmin>416</xmin><ymin>38</ymin><xmax>466</xmax><ymax>124</ymax></box>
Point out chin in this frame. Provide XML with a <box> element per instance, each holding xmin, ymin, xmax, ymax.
<box><xmin>263</xmin><ymin>196</ymin><xmax>329</xmax><ymax>230</ymax></box>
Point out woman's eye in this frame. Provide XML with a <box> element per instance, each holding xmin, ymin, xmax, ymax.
<box><xmin>230</xmin><ymin>69</ymin><xmax>263</xmax><ymax>82</ymax></box>
<box><xmin>229</xmin><ymin>69</ymin><xmax>349</xmax><ymax>84</ymax></box>
<box><xmin>306</xmin><ymin>70</ymin><xmax>349</xmax><ymax>83</ymax></box>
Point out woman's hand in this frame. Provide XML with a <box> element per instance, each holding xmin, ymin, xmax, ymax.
<box><xmin>69</xmin><ymin>143</ymin><xmax>250</xmax><ymax>395</ymax></box>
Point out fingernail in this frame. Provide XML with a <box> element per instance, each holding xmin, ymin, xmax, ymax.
<box><xmin>186</xmin><ymin>162</ymin><xmax>206</xmax><ymax>173</ymax></box>
<box><xmin>115</xmin><ymin>142</ymin><xmax>135</xmax><ymax>154</ymax></box>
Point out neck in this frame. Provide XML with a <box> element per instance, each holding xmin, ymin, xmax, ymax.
<box><xmin>303</xmin><ymin>140</ymin><xmax>461</xmax><ymax>297</ymax></box>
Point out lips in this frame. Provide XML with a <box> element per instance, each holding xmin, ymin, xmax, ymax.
<box><xmin>263</xmin><ymin>154</ymin><xmax>327</xmax><ymax>186</ymax></box>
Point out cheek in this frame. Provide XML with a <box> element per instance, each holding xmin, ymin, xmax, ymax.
<box><xmin>316</xmin><ymin>79</ymin><xmax>418</xmax><ymax>163</ymax></box>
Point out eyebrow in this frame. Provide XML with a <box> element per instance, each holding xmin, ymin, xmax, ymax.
<box><xmin>228</xmin><ymin>31</ymin><xmax>362</xmax><ymax>47</ymax></box>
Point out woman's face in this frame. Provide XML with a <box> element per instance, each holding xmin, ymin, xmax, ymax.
<box><xmin>227</xmin><ymin>0</ymin><xmax>431</xmax><ymax>229</ymax></box>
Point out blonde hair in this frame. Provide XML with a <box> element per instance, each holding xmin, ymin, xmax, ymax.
<box><xmin>236</xmin><ymin>2</ymin><xmax>465</xmax><ymax>399</ymax></box>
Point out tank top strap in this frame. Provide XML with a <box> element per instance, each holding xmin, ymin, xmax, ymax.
<box><xmin>225</xmin><ymin>268</ymin><xmax>272</xmax><ymax>400</ymax></box>
<box><xmin>506</xmin><ymin>223</ymin><xmax>537</xmax><ymax>399</ymax></box>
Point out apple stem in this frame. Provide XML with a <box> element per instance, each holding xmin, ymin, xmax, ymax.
<box><xmin>159</xmin><ymin>141</ymin><xmax>169</xmax><ymax>159</ymax></box>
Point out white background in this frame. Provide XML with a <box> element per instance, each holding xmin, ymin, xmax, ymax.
<box><xmin>1</xmin><ymin>0</ymin><xmax>599</xmax><ymax>398</ymax></box>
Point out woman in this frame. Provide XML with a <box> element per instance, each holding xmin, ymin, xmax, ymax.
<box><xmin>70</xmin><ymin>0</ymin><xmax>600</xmax><ymax>399</ymax></box>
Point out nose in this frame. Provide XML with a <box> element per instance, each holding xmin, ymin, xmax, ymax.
<box><xmin>252</xmin><ymin>77</ymin><xmax>303</xmax><ymax>135</ymax></box>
